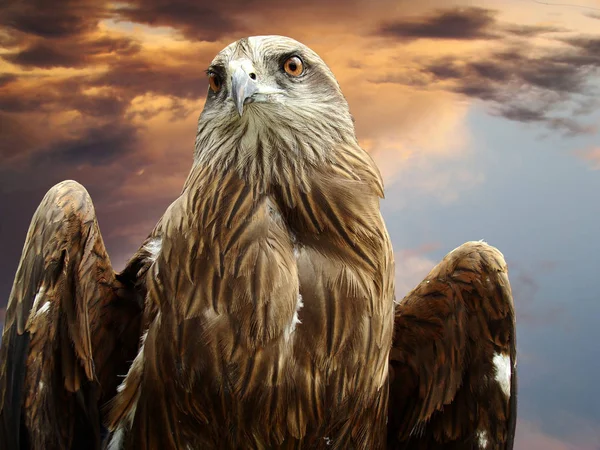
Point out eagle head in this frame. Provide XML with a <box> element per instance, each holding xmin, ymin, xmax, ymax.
<box><xmin>193</xmin><ymin>36</ymin><xmax>358</xmax><ymax>174</ymax></box>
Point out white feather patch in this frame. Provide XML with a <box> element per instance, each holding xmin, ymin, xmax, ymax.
<box><xmin>476</xmin><ymin>429</ymin><xmax>489</xmax><ymax>449</ymax></box>
<box><xmin>31</xmin><ymin>286</ymin><xmax>46</xmax><ymax>313</ymax></box>
<box><xmin>143</xmin><ymin>237</ymin><xmax>162</xmax><ymax>262</ymax></box>
<box><xmin>107</xmin><ymin>427</ymin><xmax>124</xmax><ymax>450</ymax></box>
<box><xmin>37</xmin><ymin>301</ymin><xmax>50</xmax><ymax>316</ymax></box>
<box><xmin>284</xmin><ymin>294</ymin><xmax>304</xmax><ymax>340</ymax></box>
<box><xmin>493</xmin><ymin>352</ymin><xmax>512</xmax><ymax>398</ymax></box>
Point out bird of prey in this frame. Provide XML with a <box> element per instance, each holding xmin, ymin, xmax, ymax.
<box><xmin>0</xmin><ymin>36</ymin><xmax>517</xmax><ymax>450</ymax></box>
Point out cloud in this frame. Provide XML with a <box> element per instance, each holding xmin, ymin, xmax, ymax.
<box><xmin>370</xmin><ymin>6</ymin><xmax>600</xmax><ymax>136</ymax></box>
<box><xmin>378</xmin><ymin>7</ymin><xmax>498</xmax><ymax>41</ymax></box>
<box><xmin>508</xmin><ymin>260</ymin><xmax>568</xmax><ymax>328</ymax></box>
<box><xmin>0</xmin><ymin>0</ymin><xmax>104</xmax><ymax>40</ymax></box>
<box><xmin>573</xmin><ymin>146</ymin><xmax>600</xmax><ymax>169</ymax></box>
<box><xmin>377</xmin><ymin>6</ymin><xmax>565</xmax><ymax>42</ymax></box>
<box><xmin>0</xmin><ymin>73</ymin><xmax>17</xmax><ymax>87</ymax></box>
<box><xmin>2</xmin><ymin>35</ymin><xmax>141</xmax><ymax>69</ymax></box>
<box><xmin>112</xmin><ymin>1</ymin><xmax>242</xmax><ymax>42</ymax></box>
<box><xmin>394</xmin><ymin>243</ymin><xmax>440</xmax><ymax>298</ymax></box>
<box><xmin>355</xmin><ymin>88</ymin><xmax>483</xmax><ymax>204</ymax></box>
<box><xmin>586</xmin><ymin>12</ymin><xmax>600</xmax><ymax>20</ymax></box>
<box><xmin>4</xmin><ymin>42</ymin><xmax>88</xmax><ymax>68</ymax></box>
<box><xmin>39</xmin><ymin>121</ymin><xmax>140</xmax><ymax>166</ymax></box>
<box><xmin>415</xmin><ymin>38</ymin><xmax>600</xmax><ymax>135</ymax></box>
<box><xmin>89</xmin><ymin>54</ymin><xmax>211</xmax><ymax>100</ymax></box>
<box><xmin>501</xmin><ymin>23</ymin><xmax>566</xmax><ymax>36</ymax></box>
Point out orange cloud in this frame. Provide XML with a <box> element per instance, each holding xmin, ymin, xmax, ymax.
<box><xmin>573</xmin><ymin>147</ymin><xmax>600</xmax><ymax>170</ymax></box>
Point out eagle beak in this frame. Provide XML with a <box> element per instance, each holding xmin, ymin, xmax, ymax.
<box><xmin>231</xmin><ymin>67</ymin><xmax>259</xmax><ymax>117</ymax></box>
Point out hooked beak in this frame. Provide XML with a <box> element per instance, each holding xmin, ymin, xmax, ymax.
<box><xmin>231</xmin><ymin>67</ymin><xmax>259</xmax><ymax>117</ymax></box>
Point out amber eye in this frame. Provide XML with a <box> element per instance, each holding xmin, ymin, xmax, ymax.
<box><xmin>283</xmin><ymin>56</ymin><xmax>304</xmax><ymax>77</ymax></box>
<box><xmin>208</xmin><ymin>72</ymin><xmax>222</xmax><ymax>93</ymax></box>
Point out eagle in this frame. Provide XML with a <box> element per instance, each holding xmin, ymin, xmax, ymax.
<box><xmin>0</xmin><ymin>36</ymin><xmax>517</xmax><ymax>450</ymax></box>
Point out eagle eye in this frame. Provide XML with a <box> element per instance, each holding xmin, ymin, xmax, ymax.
<box><xmin>208</xmin><ymin>72</ymin><xmax>222</xmax><ymax>93</ymax></box>
<box><xmin>283</xmin><ymin>56</ymin><xmax>304</xmax><ymax>77</ymax></box>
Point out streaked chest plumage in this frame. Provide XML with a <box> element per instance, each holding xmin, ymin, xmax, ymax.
<box><xmin>133</xmin><ymin>160</ymin><xmax>395</xmax><ymax>448</ymax></box>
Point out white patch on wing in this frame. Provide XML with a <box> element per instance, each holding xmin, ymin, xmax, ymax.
<box><xmin>31</xmin><ymin>299</ymin><xmax>51</xmax><ymax>321</ymax></box>
<box><xmin>493</xmin><ymin>352</ymin><xmax>511</xmax><ymax>398</ymax></box>
<box><xmin>31</xmin><ymin>286</ymin><xmax>46</xmax><ymax>313</ymax></box>
<box><xmin>284</xmin><ymin>294</ymin><xmax>304</xmax><ymax>341</ymax></box>
<box><xmin>116</xmin><ymin>379</ymin><xmax>127</xmax><ymax>393</ymax></box>
<box><xmin>108</xmin><ymin>427</ymin><xmax>124</xmax><ymax>450</ymax></box>
<box><xmin>476</xmin><ymin>429</ymin><xmax>489</xmax><ymax>449</ymax></box>
<box><xmin>143</xmin><ymin>237</ymin><xmax>162</xmax><ymax>262</ymax></box>
<box><xmin>38</xmin><ymin>301</ymin><xmax>50</xmax><ymax>316</ymax></box>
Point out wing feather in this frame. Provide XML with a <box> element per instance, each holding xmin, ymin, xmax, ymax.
<box><xmin>388</xmin><ymin>241</ymin><xmax>517</xmax><ymax>450</ymax></box>
<box><xmin>0</xmin><ymin>181</ymin><xmax>144</xmax><ymax>450</ymax></box>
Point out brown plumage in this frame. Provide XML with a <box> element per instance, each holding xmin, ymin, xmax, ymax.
<box><xmin>0</xmin><ymin>36</ymin><xmax>517</xmax><ymax>450</ymax></box>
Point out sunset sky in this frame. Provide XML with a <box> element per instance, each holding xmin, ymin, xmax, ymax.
<box><xmin>1</xmin><ymin>0</ymin><xmax>600</xmax><ymax>448</ymax></box>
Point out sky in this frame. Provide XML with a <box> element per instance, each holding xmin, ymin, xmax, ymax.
<box><xmin>0</xmin><ymin>0</ymin><xmax>599</xmax><ymax>448</ymax></box>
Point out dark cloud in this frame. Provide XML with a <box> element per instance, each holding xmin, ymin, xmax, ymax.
<box><xmin>377</xmin><ymin>7</ymin><xmax>563</xmax><ymax>42</ymax></box>
<box><xmin>113</xmin><ymin>1</ymin><xmax>242</xmax><ymax>42</ymax></box>
<box><xmin>0</xmin><ymin>57</ymin><xmax>202</xmax><ymax>121</ymax></box>
<box><xmin>501</xmin><ymin>23</ymin><xmax>565</xmax><ymax>37</ymax></box>
<box><xmin>467</xmin><ymin>61</ymin><xmax>510</xmax><ymax>82</ymax></box>
<box><xmin>0</xmin><ymin>0</ymin><xmax>104</xmax><ymax>40</ymax></box>
<box><xmin>3</xmin><ymin>35</ymin><xmax>142</xmax><ymax>69</ymax></box>
<box><xmin>425</xmin><ymin>59</ymin><xmax>467</xmax><ymax>80</ymax></box>
<box><xmin>415</xmin><ymin>37</ymin><xmax>600</xmax><ymax>135</ymax></box>
<box><xmin>0</xmin><ymin>75</ymin><xmax>131</xmax><ymax>121</ymax></box>
<box><xmin>38</xmin><ymin>121</ymin><xmax>140</xmax><ymax>166</ymax></box>
<box><xmin>378</xmin><ymin>7</ymin><xmax>498</xmax><ymax>41</ymax></box>
<box><xmin>0</xmin><ymin>74</ymin><xmax>17</xmax><ymax>87</ymax></box>
<box><xmin>91</xmin><ymin>58</ymin><xmax>208</xmax><ymax>100</ymax></box>
<box><xmin>0</xmin><ymin>76</ymin><xmax>139</xmax><ymax>166</ymax></box>
<box><xmin>4</xmin><ymin>41</ymin><xmax>88</xmax><ymax>68</ymax></box>
<box><xmin>426</xmin><ymin>46</ymin><xmax>597</xmax><ymax>95</ymax></box>
<box><xmin>71</xmin><ymin>91</ymin><xmax>132</xmax><ymax>118</ymax></box>
<box><xmin>563</xmin><ymin>36</ymin><xmax>600</xmax><ymax>59</ymax></box>
<box><xmin>0</xmin><ymin>77</ymin><xmax>78</xmax><ymax>113</ymax></box>
<box><xmin>497</xmin><ymin>106</ymin><xmax>596</xmax><ymax>138</ymax></box>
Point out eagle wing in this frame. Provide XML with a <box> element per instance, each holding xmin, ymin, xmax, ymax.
<box><xmin>387</xmin><ymin>241</ymin><xmax>517</xmax><ymax>450</ymax></box>
<box><xmin>0</xmin><ymin>181</ymin><xmax>146</xmax><ymax>450</ymax></box>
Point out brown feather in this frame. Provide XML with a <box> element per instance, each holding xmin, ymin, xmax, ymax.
<box><xmin>0</xmin><ymin>181</ymin><xmax>144</xmax><ymax>449</ymax></box>
<box><xmin>388</xmin><ymin>241</ymin><xmax>517</xmax><ymax>449</ymax></box>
